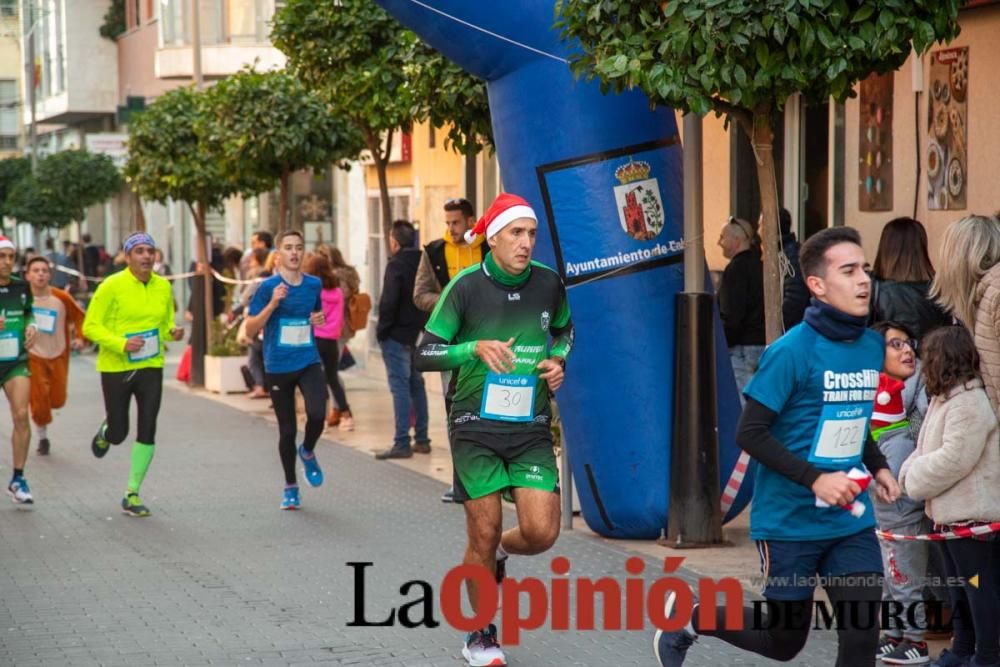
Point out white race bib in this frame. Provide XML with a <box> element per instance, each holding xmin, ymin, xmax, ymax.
<box><xmin>480</xmin><ymin>372</ymin><xmax>536</xmax><ymax>422</ymax></box>
<box><xmin>127</xmin><ymin>330</ymin><xmax>160</xmax><ymax>362</ymax></box>
<box><xmin>32</xmin><ymin>307</ymin><xmax>57</xmax><ymax>335</ymax></box>
<box><xmin>0</xmin><ymin>332</ymin><xmax>19</xmax><ymax>361</ymax></box>
<box><xmin>278</xmin><ymin>318</ymin><xmax>313</xmax><ymax>347</ymax></box>
<box><xmin>809</xmin><ymin>404</ymin><xmax>870</xmax><ymax>464</ymax></box>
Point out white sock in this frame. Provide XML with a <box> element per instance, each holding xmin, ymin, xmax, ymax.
<box><xmin>496</xmin><ymin>544</ymin><xmax>508</xmax><ymax>560</ymax></box>
<box><xmin>37</xmin><ymin>425</ymin><xmax>47</xmax><ymax>439</ymax></box>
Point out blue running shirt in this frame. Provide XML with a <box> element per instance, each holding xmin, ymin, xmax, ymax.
<box><xmin>249</xmin><ymin>273</ymin><xmax>322</xmax><ymax>374</ymax></box>
<box><xmin>744</xmin><ymin>322</ymin><xmax>884</xmax><ymax>541</ymax></box>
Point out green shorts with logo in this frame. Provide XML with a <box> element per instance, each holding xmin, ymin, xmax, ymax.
<box><xmin>451</xmin><ymin>430</ymin><xmax>559</xmax><ymax>502</ymax></box>
<box><xmin>0</xmin><ymin>362</ymin><xmax>29</xmax><ymax>387</ymax></box>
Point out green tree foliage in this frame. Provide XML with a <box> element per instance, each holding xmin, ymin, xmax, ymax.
<box><xmin>6</xmin><ymin>150</ymin><xmax>121</xmax><ymax>228</ymax></box>
<box><xmin>557</xmin><ymin>0</ymin><xmax>961</xmax><ymax>341</ymax></box>
<box><xmin>198</xmin><ymin>68</ymin><xmax>365</xmax><ymax>232</ymax></box>
<box><xmin>0</xmin><ymin>156</ymin><xmax>31</xmax><ymax>220</ymax></box>
<box><xmin>271</xmin><ymin>0</ymin><xmax>492</xmax><ymax>246</ymax></box>
<box><xmin>124</xmin><ymin>86</ymin><xmax>242</xmax><ymax>217</ymax></box>
<box><xmin>99</xmin><ymin>0</ymin><xmax>126</xmax><ymax>41</ymax></box>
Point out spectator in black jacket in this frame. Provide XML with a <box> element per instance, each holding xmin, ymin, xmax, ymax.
<box><xmin>869</xmin><ymin>217</ymin><xmax>951</xmax><ymax>341</ymax></box>
<box><xmin>779</xmin><ymin>208</ymin><xmax>810</xmax><ymax>331</ymax></box>
<box><xmin>376</xmin><ymin>220</ymin><xmax>430</xmax><ymax>460</ymax></box>
<box><xmin>718</xmin><ymin>217</ymin><xmax>765</xmax><ymax>400</ymax></box>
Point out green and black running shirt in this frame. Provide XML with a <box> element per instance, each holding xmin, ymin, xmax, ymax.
<box><xmin>0</xmin><ymin>277</ymin><xmax>34</xmax><ymax>372</ymax></box>
<box><xmin>415</xmin><ymin>254</ymin><xmax>574</xmax><ymax>435</ymax></box>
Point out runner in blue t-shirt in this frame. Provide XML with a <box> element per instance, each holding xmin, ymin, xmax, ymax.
<box><xmin>656</xmin><ymin>227</ymin><xmax>901</xmax><ymax>667</ymax></box>
<box><xmin>246</xmin><ymin>230</ymin><xmax>327</xmax><ymax>510</ymax></box>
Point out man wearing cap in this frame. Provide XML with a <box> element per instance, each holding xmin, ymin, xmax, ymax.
<box><xmin>413</xmin><ymin>197</ymin><xmax>487</xmax><ymax>502</ymax></box>
<box><xmin>24</xmin><ymin>256</ymin><xmax>86</xmax><ymax>455</ymax></box>
<box><xmin>83</xmin><ymin>232</ymin><xmax>184</xmax><ymax>517</ymax></box>
<box><xmin>0</xmin><ymin>235</ymin><xmax>38</xmax><ymax>505</ymax></box>
<box><xmin>415</xmin><ymin>193</ymin><xmax>574</xmax><ymax>667</ymax></box>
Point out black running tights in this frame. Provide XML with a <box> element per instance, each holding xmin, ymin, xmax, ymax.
<box><xmin>100</xmin><ymin>368</ymin><xmax>163</xmax><ymax>445</ymax></box>
<box><xmin>266</xmin><ymin>364</ymin><xmax>326</xmax><ymax>485</ymax></box>
<box><xmin>695</xmin><ymin>576</ymin><xmax>883</xmax><ymax>666</ymax></box>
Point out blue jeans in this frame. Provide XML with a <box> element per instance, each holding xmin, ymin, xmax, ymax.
<box><xmin>730</xmin><ymin>344</ymin><xmax>765</xmax><ymax>404</ymax></box>
<box><xmin>380</xmin><ymin>338</ymin><xmax>429</xmax><ymax>450</ymax></box>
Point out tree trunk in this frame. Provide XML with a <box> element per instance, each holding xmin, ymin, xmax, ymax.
<box><xmin>134</xmin><ymin>191</ymin><xmax>146</xmax><ymax>232</ymax></box>
<box><xmin>366</xmin><ymin>128</ymin><xmax>394</xmax><ymax>255</ymax></box>
<box><xmin>750</xmin><ymin>112</ymin><xmax>784</xmax><ymax>344</ymax></box>
<box><xmin>187</xmin><ymin>201</ymin><xmax>214</xmax><ymax>387</ymax></box>
<box><xmin>279</xmin><ymin>166</ymin><xmax>290</xmax><ymax>233</ymax></box>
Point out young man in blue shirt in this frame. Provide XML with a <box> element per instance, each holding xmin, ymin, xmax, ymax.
<box><xmin>656</xmin><ymin>226</ymin><xmax>901</xmax><ymax>667</ymax></box>
<box><xmin>245</xmin><ymin>230</ymin><xmax>326</xmax><ymax>510</ymax></box>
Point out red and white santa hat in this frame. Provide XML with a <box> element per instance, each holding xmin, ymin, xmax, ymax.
<box><xmin>870</xmin><ymin>373</ymin><xmax>906</xmax><ymax>431</ymax></box>
<box><xmin>464</xmin><ymin>193</ymin><xmax>537</xmax><ymax>244</ymax></box>
<box><xmin>0</xmin><ymin>235</ymin><xmax>14</xmax><ymax>251</ymax></box>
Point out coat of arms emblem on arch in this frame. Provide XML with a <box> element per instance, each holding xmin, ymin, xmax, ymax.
<box><xmin>614</xmin><ymin>158</ymin><xmax>664</xmax><ymax>241</ymax></box>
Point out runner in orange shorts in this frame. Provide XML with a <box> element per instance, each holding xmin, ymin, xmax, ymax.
<box><xmin>24</xmin><ymin>256</ymin><xmax>85</xmax><ymax>455</ymax></box>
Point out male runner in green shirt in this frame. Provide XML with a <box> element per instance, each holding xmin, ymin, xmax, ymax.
<box><xmin>0</xmin><ymin>235</ymin><xmax>38</xmax><ymax>506</ymax></box>
<box><xmin>83</xmin><ymin>232</ymin><xmax>184</xmax><ymax>517</ymax></box>
<box><xmin>415</xmin><ymin>193</ymin><xmax>574</xmax><ymax>667</ymax></box>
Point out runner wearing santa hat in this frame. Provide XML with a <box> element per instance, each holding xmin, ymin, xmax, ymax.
<box><xmin>415</xmin><ymin>193</ymin><xmax>574</xmax><ymax>667</ymax></box>
<box><xmin>0</xmin><ymin>235</ymin><xmax>38</xmax><ymax>506</ymax></box>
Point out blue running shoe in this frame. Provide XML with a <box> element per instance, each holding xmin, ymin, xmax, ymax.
<box><xmin>7</xmin><ymin>476</ymin><xmax>33</xmax><ymax>506</ymax></box>
<box><xmin>281</xmin><ymin>486</ymin><xmax>300</xmax><ymax>510</ymax></box>
<box><xmin>653</xmin><ymin>588</ymin><xmax>698</xmax><ymax>666</ymax></box>
<box><xmin>298</xmin><ymin>445</ymin><xmax>323</xmax><ymax>487</ymax></box>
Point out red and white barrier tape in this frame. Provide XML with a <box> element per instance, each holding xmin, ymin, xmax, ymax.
<box><xmin>877</xmin><ymin>522</ymin><xmax>1000</xmax><ymax>542</ymax></box>
<box><xmin>54</xmin><ymin>265</ymin><xmax>262</xmax><ymax>285</ymax></box>
<box><xmin>720</xmin><ymin>450</ymin><xmax>751</xmax><ymax>515</ymax></box>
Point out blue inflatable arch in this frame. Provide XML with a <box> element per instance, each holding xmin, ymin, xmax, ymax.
<box><xmin>377</xmin><ymin>0</ymin><xmax>753</xmax><ymax>538</ymax></box>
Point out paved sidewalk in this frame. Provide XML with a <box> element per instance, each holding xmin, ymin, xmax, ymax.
<box><xmin>0</xmin><ymin>354</ymin><xmax>849</xmax><ymax>666</ymax></box>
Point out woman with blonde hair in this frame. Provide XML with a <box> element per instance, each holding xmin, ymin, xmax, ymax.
<box><xmin>930</xmin><ymin>214</ymin><xmax>1000</xmax><ymax>411</ymax></box>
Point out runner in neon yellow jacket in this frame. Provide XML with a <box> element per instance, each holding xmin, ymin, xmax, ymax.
<box><xmin>83</xmin><ymin>265</ymin><xmax>177</xmax><ymax>372</ymax></box>
<box><xmin>82</xmin><ymin>233</ymin><xmax>184</xmax><ymax>518</ymax></box>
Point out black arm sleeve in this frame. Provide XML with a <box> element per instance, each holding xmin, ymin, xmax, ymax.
<box><xmin>862</xmin><ymin>431</ymin><xmax>890</xmax><ymax>474</ymax></box>
<box><xmin>736</xmin><ymin>397</ymin><xmax>824</xmax><ymax>489</ymax></box>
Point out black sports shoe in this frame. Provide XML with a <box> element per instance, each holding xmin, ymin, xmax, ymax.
<box><xmin>91</xmin><ymin>422</ymin><xmax>110</xmax><ymax>458</ymax></box>
<box><xmin>882</xmin><ymin>638</ymin><xmax>930</xmax><ymax>664</ymax></box>
<box><xmin>37</xmin><ymin>438</ymin><xmax>50</xmax><ymax>456</ymax></box>
<box><xmin>877</xmin><ymin>634</ymin><xmax>902</xmax><ymax>659</ymax></box>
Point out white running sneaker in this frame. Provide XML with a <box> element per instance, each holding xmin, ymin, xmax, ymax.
<box><xmin>462</xmin><ymin>624</ymin><xmax>506</xmax><ymax>666</ymax></box>
<box><xmin>7</xmin><ymin>476</ymin><xmax>34</xmax><ymax>506</ymax></box>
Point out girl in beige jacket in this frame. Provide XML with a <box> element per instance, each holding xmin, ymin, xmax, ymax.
<box><xmin>900</xmin><ymin>325</ymin><xmax>1000</xmax><ymax>667</ymax></box>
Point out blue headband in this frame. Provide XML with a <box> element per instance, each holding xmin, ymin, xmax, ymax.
<box><xmin>123</xmin><ymin>233</ymin><xmax>155</xmax><ymax>253</ymax></box>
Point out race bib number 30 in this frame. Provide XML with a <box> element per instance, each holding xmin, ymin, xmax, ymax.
<box><xmin>480</xmin><ymin>372</ymin><xmax>536</xmax><ymax>422</ymax></box>
<box><xmin>809</xmin><ymin>403</ymin><xmax>870</xmax><ymax>465</ymax></box>
<box><xmin>278</xmin><ymin>318</ymin><xmax>313</xmax><ymax>347</ymax></box>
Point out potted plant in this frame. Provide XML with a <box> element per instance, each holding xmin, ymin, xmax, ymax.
<box><xmin>204</xmin><ymin>320</ymin><xmax>248</xmax><ymax>394</ymax></box>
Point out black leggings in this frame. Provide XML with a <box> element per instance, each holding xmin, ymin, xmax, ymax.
<box><xmin>695</xmin><ymin>577</ymin><xmax>883</xmax><ymax>666</ymax></box>
<box><xmin>100</xmin><ymin>368</ymin><xmax>163</xmax><ymax>445</ymax></box>
<box><xmin>315</xmin><ymin>337</ymin><xmax>349</xmax><ymax>412</ymax></box>
<box><xmin>937</xmin><ymin>538</ymin><xmax>1000</xmax><ymax>663</ymax></box>
<box><xmin>266</xmin><ymin>364</ymin><xmax>326</xmax><ymax>485</ymax></box>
